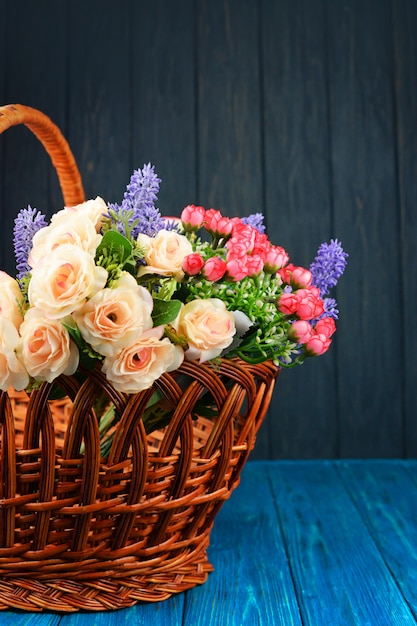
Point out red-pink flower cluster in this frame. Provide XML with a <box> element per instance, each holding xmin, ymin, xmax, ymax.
<box><xmin>288</xmin><ymin>317</ymin><xmax>336</xmax><ymax>356</ymax></box>
<box><xmin>180</xmin><ymin>205</ymin><xmax>290</xmax><ymax>282</ymax></box>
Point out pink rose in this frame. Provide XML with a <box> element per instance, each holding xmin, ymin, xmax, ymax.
<box><xmin>203</xmin><ymin>257</ymin><xmax>227</xmax><ymax>281</ymax></box>
<box><xmin>288</xmin><ymin>320</ymin><xmax>314</xmax><ymax>344</ymax></box>
<box><xmin>0</xmin><ymin>317</ymin><xmax>29</xmax><ymax>391</ymax></box>
<box><xmin>181</xmin><ymin>204</ymin><xmax>206</xmax><ymax>231</ymax></box>
<box><xmin>72</xmin><ymin>273</ymin><xmax>154</xmax><ymax>357</ymax></box>
<box><xmin>102</xmin><ymin>326</ymin><xmax>184</xmax><ymax>393</ymax></box>
<box><xmin>295</xmin><ymin>287</ymin><xmax>325</xmax><ymax>320</ymax></box>
<box><xmin>18</xmin><ymin>307</ymin><xmax>79</xmax><ymax>382</ymax></box>
<box><xmin>0</xmin><ymin>271</ymin><xmax>25</xmax><ymax>329</ymax></box>
<box><xmin>176</xmin><ymin>298</ymin><xmax>236</xmax><ymax>363</ymax></box>
<box><xmin>28</xmin><ymin>244</ymin><xmax>108</xmax><ymax>319</ymax></box>
<box><xmin>182</xmin><ymin>253</ymin><xmax>205</xmax><ymax>276</ymax></box>
<box><xmin>264</xmin><ymin>246</ymin><xmax>289</xmax><ymax>273</ymax></box>
<box><xmin>305</xmin><ymin>333</ymin><xmax>332</xmax><ymax>356</ymax></box>
<box><xmin>314</xmin><ymin>317</ymin><xmax>336</xmax><ymax>338</ymax></box>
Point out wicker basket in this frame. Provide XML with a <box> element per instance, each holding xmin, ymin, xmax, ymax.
<box><xmin>0</xmin><ymin>104</ymin><xmax>279</xmax><ymax>612</ymax></box>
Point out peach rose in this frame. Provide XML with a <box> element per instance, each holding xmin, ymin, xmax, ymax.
<box><xmin>73</xmin><ymin>273</ymin><xmax>154</xmax><ymax>356</ymax></box>
<box><xmin>29</xmin><ymin>209</ymin><xmax>102</xmax><ymax>269</ymax></box>
<box><xmin>0</xmin><ymin>317</ymin><xmax>29</xmax><ymax>391</ymax></box>
<box><xmin>0</xmin><ymin>271</ymin><xmax>25</xmax><ymax>328</ymax></box>
<box><xmin>137</xmin><ymin>229</ymin><xmax>193</xmax><ymax>279</ymax></box>
<box><xmin>52</xmin><ymin>196</ymin><xmax>108</xmax><ymax>232</ymax></box>
<box><xmin>18</xmin><ymin>308</ymin><xmax>79</xmax><ymax>382</ymax></box>
<box><xmin>102</xmin><ymin>326</ymin><xmax>184</xmax><ymax>393</ymax></box>
<box><xmin>28</xmin><ymin>243</ymin><xmax>108</xmax><ymax>319</ymax></box>
<box><xmin>176</xmin><ymin>298</ymin><xmax>236</xmax><ymax>363</ymax></box>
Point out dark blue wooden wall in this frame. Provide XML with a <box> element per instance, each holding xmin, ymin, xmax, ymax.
<box><xmin>0</xmin><ymin>0</ymin><xmax>416</xmax><ymax>459</ymax></box>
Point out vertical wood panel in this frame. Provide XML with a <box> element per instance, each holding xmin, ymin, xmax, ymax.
<box><xmin>66</xmin><ymin>0</ymin><xmax>130</xmax><ymax>206</ymax></box>
<box><xmin>327</xmin><ymin>0</ymin><xmax>403</xmax><ymax>457</ymax></box>
<box><xmin>197</xmin><ymin>0</ymin><xmax>262</xmax><ymax>213</ymax></box>
<box><xmin>130</xmin><ymin>0</ymin><xmax>196</xmax><ymax>216</ymax></box>
<box><xmin>391</xmin><ymin>0</ymin><xmax>417</xmax><ymax>457</ymax></box>
<box><xmin>261</xmin><ymin>0</ymin><xmax>338</xmax><ymax>458</ymax></box>
<box><xmin>196</xmin><ymin>0</ymin><xmax>268</xmax><ymax>455</ymax></box>
<box><xmin>0</xmin><ymin>0</ymin><xmax>68</xmax><ymax>275</ymax></box>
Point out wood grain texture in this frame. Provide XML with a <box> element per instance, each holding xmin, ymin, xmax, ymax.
<box><xmin>197</xmin><ymin>0</ymin><xmax>263</xmax><ymax>213</ymax></box>
<box><xmin>0</xmin><ymin>0</ymin><xmax>68</xmax><ymax>275</ymax></box>
<box><xmin>259</xmin><ymin>0</ymin><xmax>338</xmax><ymax>459</ymax></box>
<box><xmin>1</xmin><ymin>0</ymin><xmax>417</xmax><ymax>458</ymax></box>
<box><xmin>66</xmin><ymin>0</ymin><xmax>130</xmax><ymax>206</ymax></box>
<box><xmin>185</xmin><ymin>463</ymin><xmax>302</xmax><ymax>625</ymax></box>
<box><xmin>391</xmin><ymin>0</ymin><xmax>417</xmax><ymax>457</ymax></box>
<box><xmin>131</xmin><ymin>0</ymin><xmax>196</xmax><ymax>216</ymax></box>
<box><xmin>327</xmin><ymin>0</ymin><xmax>404</xmax><ymax>457</ymax></box>
<box><xmin>269</xmin><ymin>461</ymin><xmax>416</xmax><ymax>624</ymax></box>
<box><xmin>339</xmin><ymin>460</ymin><xmax>417</xmax><ymax>618</ymax></box>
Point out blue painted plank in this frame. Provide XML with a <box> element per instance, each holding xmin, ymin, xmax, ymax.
<box><xmin>0</xmin><ymin>612</ymin><xmax>60</xmax><ymax>626</ymax></box>
<box><xmin>59</xmin><ymin>595</ymin><xmax>184</xmax><ymax>626</ymax></box>
<box><xmin>269</xmin><ymin>461</ymin><xmax>416</xmax><ymax>625</ymax></box>
<box><xmin>183</xmin><ymin>461</ymin><xmax>302</xmax><ymax>625</ymax></box>
<box><xmin>339</xmin><ymin>460</ymin><xmax>417</xmax><ymax>619</ymax></box>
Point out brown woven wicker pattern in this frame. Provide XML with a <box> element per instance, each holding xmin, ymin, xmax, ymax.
<box><xmin>0</xmin><ymin>104</ymin><xmax>85</xmax><ymax>206</ymax></box>
<box><xmin>0</xmin><ymin>359</ymin><xmax>278</xmax><ymax>612</ymax></box>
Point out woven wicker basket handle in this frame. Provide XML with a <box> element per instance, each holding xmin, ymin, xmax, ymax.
<box><xmin>0</xmin><ymin>104</ymin><xmax>85</xmax><ymax>206</ymax></box>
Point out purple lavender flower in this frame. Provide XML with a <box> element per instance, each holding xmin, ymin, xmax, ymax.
<box><xmin>13</xmin><ymin>205</ymin><xmax>47</xmax><ymax>278</ymax></box>
<box><xmin>310</xmin><ymin>239</ymin><xmax>348</xmax><ymax>296</ymax></box>
<box><xmin>241</xmin><ymin>212</ymin><xmax>265</xmax><ymax>234</ymax></box>
<box><xmin>110</xmin><ymin>163</ymin><xmax>165</xmax><ymax>238</ymax></box>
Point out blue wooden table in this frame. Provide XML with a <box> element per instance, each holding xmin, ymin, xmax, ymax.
<box><xmin>1</xmin><ymin>460</ymin><xmax>417</xmax><ymax>625</ymax></box>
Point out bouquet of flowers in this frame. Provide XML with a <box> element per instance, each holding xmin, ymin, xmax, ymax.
<box><xmin>3</xmin><ymin>163</ymin><xmax>347</xmax><ymax>438</ymax></box>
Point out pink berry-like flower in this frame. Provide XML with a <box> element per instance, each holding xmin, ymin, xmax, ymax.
<box><xmin>181</xmin><ymin>204</ymin><xmax>206</xmax><ymax>231</ymax></box>
<box><xmin>182</xmin><ymin>253</ymin><xmax>205</xmax><ymax>275</ymax></box>
<box><xmin>226</xmin><ymin>257</ymin><xmax>249</xmax><ymax>281</ymax></box>
<box><xmin>278</xmin><ymin>292</ymin><xmax>299</xmax><ymax>316</ymax></box>
<box><xmin>203</xmin><ymin>256</ymin><xmax>227</xmax><ymax>281</ymax></box>
<box><xmin>288</xmin><ymin>320</ymin><xmax>314</xmax><ymax>344</ymax></box>
<box><xmin>245</xmin><ymin>254</ymin><xmax>264</xmax><ymax>277</ymax></box>
<box><xmin>264</xmin><ymin>245</ymin><xmax>289</xmax><ymax>273</ymax></box>
<box><xmin>294</xmin><ymin>287</ymin><xmax>325</xmax><ymax>320</ymax></box>
<box><xmin>289</xmin><ymin>266</ymin><xmax>313</xmax><ymax>288</ymax></box>
<box><xmin>204</xmin><ymin>209</ymin><xmax>233</xmax><ymax>237</ymax></box>
<box><xmin>314</xmin><ymin>317</ymin><xmax>336</xmax><ymax>338</ymax></box>
<box><xmin>305</xmin><ymin>333</ymin><xmax>332</xmax><ymax>356</ymax></box>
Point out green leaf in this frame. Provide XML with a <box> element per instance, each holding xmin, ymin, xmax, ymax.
<box><xmin>95</xmin><ymin>230</ymin><xmax>133</xmax><ymax>264</ymax></box>
<box><xmin>151</xmin><ymin>299</ymin><xmax>182</xmax><ymax>326</ymax></box>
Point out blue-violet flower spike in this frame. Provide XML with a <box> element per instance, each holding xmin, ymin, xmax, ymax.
<box><xmin>241</xmin><ymin>212</ymin><xmax>265</xmax><ymax>234</ymax></box>
<box><xmin>310</xmin><ymin>239</ymin><xmax>348</xmax><ymax>296</ymax></box>
<box><xmin>13</xmin><ymin>205</ymin><xmax>47</xmax><ymax>279</ymax></box>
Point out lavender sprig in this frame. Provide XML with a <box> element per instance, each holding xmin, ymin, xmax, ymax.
<box><xmin>110</xmin><ymin>163</ymin><xmax>165</xmax><ymax>238</ymax></box>
<box><xmin>13</xmin><ymin>205</ymin><xmax>47</xmax><ymax>279</ymax></box>
<box><xmin>241</xmin><ymin>212</ymin><xmax>265</xmax><ymax>234</ymax></box>
<box><xmin>310</xmin><ymin>239</ymin><xmax>348</xmax><ymax>296</ymax></box>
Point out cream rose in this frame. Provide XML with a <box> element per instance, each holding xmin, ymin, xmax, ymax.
<box><xmin>29</xmin><ymin>210</ymin><xmax>102</xmax><ymax>269</ymax></box>
<box><xmin>18</xmin><ymin>308</ymin><xmax>79</xmax><ymax>382</ymax></box>
<box><xmin>176</xmin><ymin>298</ymin><xmax>236</xmax><ymax>363</ymax></box>
<box><xmin>101</xmin><ymin>326</ymin><xmax>184</xmax><ymax>393</ymax></box>
<box><xmin>52</xmin><ymin>196</ymin><xmax>108</xmax><ymax>232</ymax></box>
<box><xmin>73</xmin><ymin>273</ymin><xmax>154</xmax><ymax>356</ymax></box>
<box><xmin>28</xmin><ymin>243</ymin><xmax>108</xmax><ymax>319</ymax></box>
<box><xmin>0</xmin><ymin>271</ymin><xmax>25</xmax><ymax>329</ymax></box>
<box><xmin>0</xmin><ymin>317</ymin><xmax>29</xmax><ymax>391</ymax></box>
<box><xmin>138</xmin><ymin>229</ymin><xmax>193</xmax><ymax>279</ymax></box>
